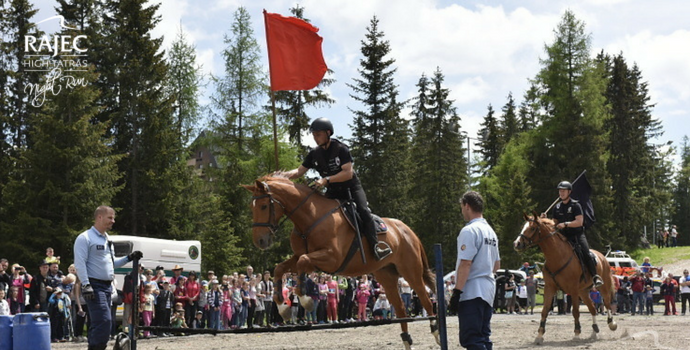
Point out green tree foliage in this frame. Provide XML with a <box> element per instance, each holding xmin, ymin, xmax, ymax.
<box><xmin>96</xmin><ymin>0</ymin><xmax>183</xmax><ymax>238</ymax></box>
<box><xmin>409</xmin><ymin>68</ymin><xmax>467</xmax><ymax>271</ymax></box>
<box><xmin>476</xmin><ymin>104</ymin><xmax>501</xmax><ymax>175</ymax></box>
<box><xmin>271</xmin><ymin>5</ymin><xmax>335</xmax><ymax>150</ymax></box>
<box><xmin>527</xmin><ymin>10</ymin><xmax>612</xmax><ymax>247</ymax></box>
<box><xmin>501</xmin><ymin>92</ymin><xmax>519</xmax><ymax>144</ymax></box>
<box><xmin>167</xmin><ymin>26</ymin><xmax>204</xmax><ymax>146</ymax></box>
<box><xmin>480</xmin><ymin>133</ymin><xmax>537</xmax><ymax>268</ymax></box>
<box><xmin>673</xmin><ymin>137</ymin><xmax>690</xmax><ymax>246</ymax></box>
<box><xmin>603</xmin><ymin>53</ymin><xmax>663</xmax><ymax>247</ymax></box>
<box><xmin>347</xmin><ymin>16</ymin><xmax>411</xmax><ymax>219</ymax></box>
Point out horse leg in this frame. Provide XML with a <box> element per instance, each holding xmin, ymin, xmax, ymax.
<box><xmin>374</xmin><ymin>268</ymin><xmax>414</xmax><ymax>350</ymax></box>
<box><xmin>536</xmin><ymin>283</ymin><xmax>556</xmax><ymax>344</ymax></box>
<box><xmin>273</xmin><ymin>255</ymin><xmax>299</xmax><ymax>322</ymax></box>
<box><xmin>295</xmin><ymin>273</ymin><xmax>315</xmax><ymax>313</ymax></box>
<box><xmin>572</xmin><ymin>295</ymin><xmax>582</xmax><ymax>340</ymax></box>
<box><xmin>396</xmin><ymin>266</ymin><xmax>439</xmax><ymax>345</ymax></box>
<box><xmin>294</xmin><ymin>250</ymin><xmax>336</xmax><ymax>313</ymax></box>
<box><xmin>580</xmin><ymin>290</ymin><xmax>599</xmax><ymax>339</ymax></box>
<box><xmin>602</xmin><ymin>286</ymin><xmax>617</xmax><ymax>331</ymax></box>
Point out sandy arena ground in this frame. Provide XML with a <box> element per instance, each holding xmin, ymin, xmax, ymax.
<box><xmin>50</xmin><ymin>310</ymin><xmax>690</xmax><ymax>350</ymax></box>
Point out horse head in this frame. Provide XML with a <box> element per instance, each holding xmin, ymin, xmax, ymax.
<box><xmin>514</xmin><ymin>211</ymin><xmax>554</xmax><ymax>252</ymax></box>
<box><xmin>241</xmin><ymin>178</ymin><xmax>287</xmax><ymax>250</ymax></box>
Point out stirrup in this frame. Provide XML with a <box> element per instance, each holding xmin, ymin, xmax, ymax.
<box><xmin>593</xmin><ymin>275</ymin><xmax>604</xmax><ymax>288</ymax></box>
<box><xmin>374</xmin><ymin>242</ymin><xmax>392</xmax><ymax>261</ymax></box>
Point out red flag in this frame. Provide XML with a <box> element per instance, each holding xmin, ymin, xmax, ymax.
<box><xmin>264</xmin><ymin>10</ymin><xmax>328</xmax><ymax>91</ymax></box>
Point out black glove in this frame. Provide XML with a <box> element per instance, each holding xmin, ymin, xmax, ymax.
<box><xmin>449</xmin><ymin>288</ymin><xmax>462</xmax><ymax>312</ymax></box>
<box><xmin>128</xmin><ymin>250</ymin><xmax>143</xmax><ymax>261</ymax></box>
<box><xmin>82</xmin><ymin>284</ymin><xmax>94</xmax><ymax>301</ymax></box>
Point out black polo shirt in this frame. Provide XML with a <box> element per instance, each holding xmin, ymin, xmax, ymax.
<box><xmin>302</xmin><ymin>139</ymin><xmax>361</xmax><ymax>195</ymax></box>
<box><xmin>552</xmin><ymin>199</ymin><xmax>584</xmax><ymax>237</ymax></box>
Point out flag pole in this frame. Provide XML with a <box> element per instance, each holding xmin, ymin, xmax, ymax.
<box><xmin>271</xmin><ymin>91</ymin><xmax>279</xmax><ymax>171</ymax></box>
<box><xmin>543</xmin><ymin>169</ymin><xmax>588</xmax><ymax>214</ymax></box>
<box><xmin>264</xmin><ymin>10</ymin><xmax>280</xmax><ymax>171</ymax></box>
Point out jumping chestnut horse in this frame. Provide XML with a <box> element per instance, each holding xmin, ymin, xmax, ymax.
<box><xmin>513</xmin><ymin>213</ymin><xmax>617</xmax><ymax>344</ymax></box>
<box><xmin>243</xmin><ymin>175</ymin><xmax>438</xmax><ymax>349</ymax></box>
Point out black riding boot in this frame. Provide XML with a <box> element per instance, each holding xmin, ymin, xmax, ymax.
<box><xmin>586</xmin><ymin>253</ymin><xmax>603</xmax><ymax>288</ymax></box>
<box><xmin>365</xmin><ymin>220</ymin><xmax>391</xmax><ymax>260</ymax></box>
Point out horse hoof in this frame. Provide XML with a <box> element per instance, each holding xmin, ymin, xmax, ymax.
<box><xmin>277</xmin><ymin>303</ymin><xmax>291</xmax><ymax>321</ymax></box>
<box><xmin>403</xmin><ymin>340</ymin><xmax>412</xmax><ymax>350</ymax></box>
<box><xmin>609</xmin><ymin>322</ymin><xmax>618</xmax><ymax>331</ymax></box>
<box><xmin>535</xmin><ymin>336</ymin><xmax>543</xmax><ymax>345</ymax></box>
<box><xmin>432</xmin><ymin>329</ymin><xmax>440</xmax><ymax>346</ymax></box>
<box><xmin>299</xmin><ymin>295</ymin><xmax>314</xmax><ymax>312</ymax></box>
<box><xmin>592</xmin><ymin>324</ymin><xmax>600</xmax><ymax>333</ymax></box>
<box><xmin>590</xmin><ymin>332</ymin><xmax>598</xmax><ymax>340</ymax></box>
<box><xmin>572</xmin><ymin>334</ymin><xmax>580</xmax><ymax>341</ymax></box>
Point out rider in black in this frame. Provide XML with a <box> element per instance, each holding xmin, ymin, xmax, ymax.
<box><xmin>286</xmin><ymin>118</ymin><xmax>392</xmax><ymax>261</ymax></box>
<box><xmin>550</xmin><ymin>181</ymin><xmax>603</xmax><ymax>288</ymax></box>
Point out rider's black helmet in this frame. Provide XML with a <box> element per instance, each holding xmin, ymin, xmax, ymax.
<box><xmin>557</xmin><ymin>181</ymin><xmax>572</xmax><ymax>190</ymax></box>
<box><xmin>309</xmin><ymin>118</ymin><xmax>334</xmax><ymax>136</ymax></box>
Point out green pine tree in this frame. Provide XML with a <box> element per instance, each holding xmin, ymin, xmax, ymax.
<box><xmin>347</xmin><ymin>16</ymin><xmax>411</xmax><ymax>218</ymax></box>
<box><xmin>673</xmin><ymin>136</ymin><xmax>690</xmax><ymax>246</ymax></box>
<box><xmin>410</xmin><ymin>68</ymin><xmax>467</xmax><ymax>271</ymax></box>
<box><xmin>476</xmin><ymin>104</ymin><xmax>502</xmax><ymax>175</ymax></box>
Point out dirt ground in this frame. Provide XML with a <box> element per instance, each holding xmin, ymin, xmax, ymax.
<box><xmin>50</xmin><ymin>309</ymin><xmax>690</xmax><ymax>350</ymax></box>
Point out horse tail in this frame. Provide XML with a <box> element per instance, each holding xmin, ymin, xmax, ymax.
<box><xmin>419</xmin><ymin>240</ymin><xmax>437</xmax><ymax>294</ymax></box>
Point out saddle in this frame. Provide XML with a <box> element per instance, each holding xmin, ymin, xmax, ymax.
<box><xmin>568</xmin><ymin>241</ymin><xmax>598</xmax><ymax>283</ymax></box>
<box><xmin>338</xmin><ymin>199</ymin><xmax>388</xmax><ymax>234</ymax></box>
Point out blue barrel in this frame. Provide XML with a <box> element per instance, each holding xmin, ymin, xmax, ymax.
<box><xmin>0</xmin><ymin>315</ymin><xmax>12</xmax><ymax>350</ymax></box>
<box><xmin>12</xmin><ymin>313</ymin><xmax>50</xmax><ymax>350</ymax></box>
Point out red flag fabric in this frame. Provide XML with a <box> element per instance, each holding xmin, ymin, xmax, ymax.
<box><xmin>264</xmin><ymin>10</ymin><xmax>328</xmax><ymax>91</ymax></box>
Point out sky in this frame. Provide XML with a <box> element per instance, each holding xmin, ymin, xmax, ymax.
<box><xmin>30</xmin><ymin>0</ymin><xmax>690</xmax><ymax>161</ymax></box>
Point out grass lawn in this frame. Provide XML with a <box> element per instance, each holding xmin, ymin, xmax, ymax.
<box><xmin>629</xmin><ymin>246</ymin><xmax>690</xmax><ymax>267</ymax></box>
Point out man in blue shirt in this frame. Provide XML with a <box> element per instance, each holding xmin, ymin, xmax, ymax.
<box><xmin>449</xmin><ymin>191</ymin><xmax>500</xmax><ymax>350</ymax></box>
<box><xmin>73</xmin><ymin>206</ymin><xmax>142</xmax><ymax>350</ymax></box>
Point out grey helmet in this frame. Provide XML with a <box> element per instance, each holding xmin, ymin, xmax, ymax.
<box><xmin>557</xmin><ymin>181</ymin><xmax>572</xmax><ymax>190</ymax></box>
<box><xmin>309</xmin><ymin>118</ymin><xmax>334</xmax><ymax>136</ymax></box>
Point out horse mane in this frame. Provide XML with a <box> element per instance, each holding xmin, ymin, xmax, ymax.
<box><xmin>257</xmin><ymin>173</ymin><xmax>326</xmax><ymax>197</ymax></box>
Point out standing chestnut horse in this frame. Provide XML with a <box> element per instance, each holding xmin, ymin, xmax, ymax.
<box><xmin>513</xmin><ymin>213</ymin><xmax>617</xmax><ymax>344</ymax></box>
<box><xmin>243</xmin><ymin>175</ymin><xmax>439</xmax><ymax>349</ymax></box>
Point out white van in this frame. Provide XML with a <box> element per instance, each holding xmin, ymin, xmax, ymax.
<box><xmin>110</xmin><ymin>235</ymin><xmax>202</xmax><ymax>287</ymax></box>
<box><xmin>109</xmin><ymin>235</ymin><xmax>201</xmax><ymax>318</ymax></box>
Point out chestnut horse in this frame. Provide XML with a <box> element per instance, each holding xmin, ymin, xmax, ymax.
<box><xmin>243</xmin><ymin>175</ymin><xmax>438</xmax><ymax>349</ymax></box>
<box><xmin>513</xmin><ymin>213</ymin><xmax>617</xmax><ymax>344</ymax></box>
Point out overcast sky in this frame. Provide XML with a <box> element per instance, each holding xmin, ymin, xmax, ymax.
<box><xmin>31</xmin><ymin>0</ymin><xmax>690</xmax><ymax>160</ymax></box>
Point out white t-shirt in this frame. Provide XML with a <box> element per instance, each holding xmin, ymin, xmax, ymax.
<box><xmin>671</xmin><ymin>228</ymin><xmax>678</xmax><ymax>238</ymax></box>
<box><xmin>0</xmin><ymin>299</ymin><xmax>9</xmax><ymax>315</ymax></box>
<box><xmin>399</xmin><ymin>278</ymin><xmax>412</xmax><ymax>294</ymax></box>
<box><xmin>456</xmin><ymin>217</ymin><xmax>501</xmax><ymax>306</ymax></box>
<box><xmin>680</xmin><ymin>275</ymin><xmax>690</xmax><ymax>294</ymax></box>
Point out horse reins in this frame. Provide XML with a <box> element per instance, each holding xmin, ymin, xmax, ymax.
<box><xmin>517</xmin><ymin>219</ymin><xmax>561</xmax><ymax>250</ymax></box>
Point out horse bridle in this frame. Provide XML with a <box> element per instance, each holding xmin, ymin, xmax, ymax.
<box><xmin>517</xmin><ymin>218</ymin><xmax>560</xmax><ymax>250</ymax></box>
<box><xmin>251</xmin><ymin>182</ymin><xmax>317</xmax><ymax>236</ymax></box>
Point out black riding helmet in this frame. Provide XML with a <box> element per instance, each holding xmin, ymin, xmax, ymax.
<box><xmin>309</xmin><ymin>117</ymin><xmax>334</xmax><ymax>136</ymax></box>
<box><xmin>557</xmin><ymin>181</ymin><xmax>572</xmax><ymax>190</ymax></box>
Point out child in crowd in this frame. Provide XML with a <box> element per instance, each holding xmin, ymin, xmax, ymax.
<box><xmin>45</xmin><ymin>247</ymin><xmax>60</xmax><ymax>265</ymax></box>
<box><xmin>240</xmin><ymin>281</ymin><xmax>250</xmax><ymax>328</ymax></box>
<box><xmin>356</xmin><ymin>283</ymin><xmax>370</xmax><ymax>322</ymax></box>
<box><xmin>661</xmin><ymin>277</ymin><xmax>677</xmax><ymax>315</ymax></box>
<box><xmin>156</xmin><ymin>280</ymin><xmax>174</xmax><ymax>337</ymax></box>
<box><xmin>221</xmin><ymin>281</ymin><xmax>233</xmax><ymax>329</ymax></box>
<box><xmin>589</xmin><ymin>287</ymin><xmax>603</xmax><ymax>315</ymax></box>
<box><xmin>8</xmin><ymin>286</ymin><xmax>23</xmax><ymax>315</ymax></box>
<box><xmin>170</xmin><ymin>309</ymin><xmax>188</xmax><ymax>334</ymax></box>
<box><xmin>140</xmin><ymin>284</ymin><xmax>156</xmax><ymax>338</ymax></box>
<box><xmin>289</xmin><ymin>286</ymin><xmax>300</xmax><ymax>324</ymax></box>
<box><xmin>207</xmin><ymin>280</ymin><xmax>222</xmax><ymax>330</ymax></box>
<box><xmin>48</xmin><ymin>287</ymin><xmax>71</xmax><ymax>342</ymax></box>
<box><xmin>231</xmin><ymin>279</ymin><xmax>242</xmax><ymax>328</ymax></box>
<box><xmin>645</xmin><ymin>284</ymin><xmax>655</xmax><ymax>315</ymax></box>
<box><xmin>191</xmin><ymin>311</ymin><xmax>204</xmax><ymax>328</ymax></box>
<box><xmin>516</xmin><ymin>281</ymin><xmax>528</xmax><ymax>314</ymax></box>
<box><xmin>373</xmin><ymin>292</ymin><xmax>390</xmax><ymax>320</ymax></box>
<box><xmin>0</xmin><ymin>290</ymin><xmax>9</xmax><ymax>315</ymax></box>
